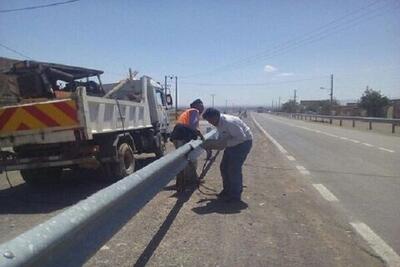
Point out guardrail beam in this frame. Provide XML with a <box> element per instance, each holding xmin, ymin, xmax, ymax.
<box><xmin>0</xmin><ymin>130</ymin><xmax>217</xmax><ymax>267</ymax></box>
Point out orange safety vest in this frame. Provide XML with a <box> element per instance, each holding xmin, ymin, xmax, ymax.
<box><xmin>177</xmin><ymin>108</ymin><xmax>199</xmax><ymax>127</ymax></box>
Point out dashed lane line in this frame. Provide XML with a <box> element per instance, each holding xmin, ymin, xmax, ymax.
<box><xmin>312</xmin><ymin>184</ymin><xmax>339</xmax><ymax>202</ymax></box>
<box><xmin>378</xmin><ymin>147</ymin><xmax>395</xmax><ymax>153</ymax></box>
<box><xmin>362</xmin><ymin>143</ymin><xmax>374</xmax><ymax>147</ymax></box>
<box><xmin>350</xmin><ymin>222</ymin><xmax>400</xmax><ymax>267</ymax></box>
<box><xmin>324</xmin><ymin>133</ymin><xmax>339</xmax><ymax>138</ymax></box>
<box><xmin>296</xmin><ymin>165</ymin><xmax>311</xmax><ymax>176</ymax></box>
<box><xmin>286</xmin><ymin>155</ymin><xmax>296</xmax><ymax>161</ymax></box>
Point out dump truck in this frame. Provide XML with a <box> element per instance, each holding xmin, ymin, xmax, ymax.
<box><xmin>0</xmin><ymin>60</ymin><xmax>171</xmax><ymax>183</ymax></box>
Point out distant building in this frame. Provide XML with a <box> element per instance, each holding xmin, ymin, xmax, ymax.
<box><xmin>334</xmin><ymin>102</ymin><xmax>364</xmax><ymax>116</ymax></box>
<box><xmin>386</xmin><ymin>99</ymin><xmax>400</xmax><ymax>118</ymax></box>
<box><xmin>299</xmin><ymin>100</ymin><xmax>328</xmax><ymax>107</ymax></box>
<box><xmin>300</xmin><ymin>100</ymin><xmax>330</xmax><ymax>114</ymax></box>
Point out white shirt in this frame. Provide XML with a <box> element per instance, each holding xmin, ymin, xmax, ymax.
<box><xmin>217</xmin><ymin>114</ymin><xmax>253</xmax><ymax>147</ymax></box>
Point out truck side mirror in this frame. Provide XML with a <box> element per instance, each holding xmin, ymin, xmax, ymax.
<box><xmin>166</xmin><ymin>94</ymin><xmax>173</xmax><ymax>106</ymax></box>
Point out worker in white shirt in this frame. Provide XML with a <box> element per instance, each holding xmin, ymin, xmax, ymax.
<box><xmin>202</xmin><ymin>108</ymin><xmax>253</xmax><ymax>202</ymax></box>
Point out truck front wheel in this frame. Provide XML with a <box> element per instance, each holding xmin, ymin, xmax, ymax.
<box><xmin>154</xmin><ymin>133</ymin><xmax>166</xmax><ymax>158</ymax></box>
<box><xmin>20</xmin><ymin>167</ymin><xmax>62</xmax><ymax>185</ymax></box>
<box><xmin>111</xmin><ymin>142</ymin><xmax>135</xmax><ymax>179</ymax></box>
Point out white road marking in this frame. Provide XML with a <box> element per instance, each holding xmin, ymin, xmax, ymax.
<box><xmin>296</xmin><ymin>165</ymin><xmax>310</xmax><ymax>175</ymax></box>
<box><xmin>378</xmin><ymin>147</ymin><xmax>395</xmax><ymax>153</ymax></box>
<box><xmin>251</xmin><ymin>115</ymin><xmax>288</xmax><ymax>154</ymax></box>
<box><xmin>300</xmin><ymin>170</ymin><xmax>311</xmax><ymax>175</ymax></box>
<box><xmin>296</xmin><ymin>165</ymin><xmax>306</xmax><ymax>171</ymax></box>
<box><xmin>362</xmin><ymin>143</ymin><xmax>374</xmax><ymax>147</ymax></box>
<box><xmin>348</xmin><ymin>139</ymin><xmax>360</xmax><ymax>143</ymax></box>
<box><xmin>340</xmin><ymin>137</ymin><xmax>349</xmax><ymax>140</ymax></box>
<box><xmin>286</xmin><ymin>155</ymin><xmax>296</xmax><ymax>161</ymax></box>
<box><xmin>312</xmin><ymin>184</ymin><xmax>339</xmax><ymax>202</ymax></box>
<box><xmin>323</xmin><ymin>133</ymin><xmax>338</xmax><ymax>138</ymax></box>
<box><xmin>350</xmin><ymin>222</ymin><xmax>400</xmax><ymax>267</ymax></box>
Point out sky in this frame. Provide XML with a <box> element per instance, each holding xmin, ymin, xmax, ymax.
<box><xmin>0</xmin><ymin>0</ymin><xmax>399</xmax><ymax>107</ymax></box>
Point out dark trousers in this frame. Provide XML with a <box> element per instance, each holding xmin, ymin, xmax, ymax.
<box><xmin>173</xmin><ymin>140</ymin><xmax>197</xmax><ymax>191</ymax></box>
<box><xmin>220</xmin><ymin>140</ymin><xmax>252</xmax><ymax>199</ymax></box>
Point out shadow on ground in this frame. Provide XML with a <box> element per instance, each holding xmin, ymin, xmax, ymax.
<box><xmin>192</xmin><ymin>198</ymin><xmax>248</xmax><ymax>215</ymax></box>
<box><xmin>0</xmin><ymin>157</ymin><xmax>157</xmax><ymax>214</ymax></box>
<box><xmin>133</xmin><ymin>185</ymin><xmax>196</xmax><ymax>267</ymax></box>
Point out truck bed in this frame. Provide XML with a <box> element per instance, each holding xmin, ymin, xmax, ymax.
<box><xmin>0</xmin><ymin>87</ymin><xmax>153</xmax><ymax>148</ymax></box>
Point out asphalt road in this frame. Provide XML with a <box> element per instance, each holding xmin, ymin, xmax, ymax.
<box><xmin>252</xmin><ymin>112</ymin><xmax>400</xmax><ymax>257</ymax></box>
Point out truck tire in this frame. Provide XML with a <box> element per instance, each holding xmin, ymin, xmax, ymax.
<box><xmin>20</xmin><ymin>167</ymin><xmax>62</xmax><ymax>185</ymax></box>
<box><xmin>154</xmin><ymin>133</ymin><xmax>166</xmax><ymax>158</ymax></box>
<box><xmin>111</xmin><ymin>142</ymin><xmax>135</xmax><ymax>180</ymax></box>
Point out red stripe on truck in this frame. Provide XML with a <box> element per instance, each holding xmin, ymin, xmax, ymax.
<box><xmin>23</xmin><ymin>106</ymin><xmax>60</xmax><ymax>127</ymax></box>
<box><xmin>53</xmin><ymin>102</ymin><xmax>78</xmax><ymax>121</ymax></box>
<box><xmin>0</xmin><ymin>107</ymin><xmax>17</xmax><ymax>129</ymax></box>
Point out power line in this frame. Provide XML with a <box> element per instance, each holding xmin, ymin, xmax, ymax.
<box><xmin>231</xmin><ymin>2</ymin><xmax>398</xmax><ymax>70</ymax></box>
<box><xmin>0</xmin><ymin>43</ymin><xmax>33</xmax><ymax>59</ymax></box>
<box><xmin>180</xmin><ymin>76</ymin><xmax>329</xmax><ymax>87</ymax></box>
<box><xmin>180</xmin><ymin>70</ymin><xmax>400</xmax><ymax>87</ymax></box>
<box><xmin>182</xmin><ymin>0</ymin><xmax>385</xmax><ymax>77</ymax></box>
<box><xmin>181</xmin><ymin>0</ymin><xmax>397</xmax><ymax>78</ymax></box>
<box><xmin>0</xmin><ymin>0</ymin><xmax>80</xmax><ymax>13</ymax></box>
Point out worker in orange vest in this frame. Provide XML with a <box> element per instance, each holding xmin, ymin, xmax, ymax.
<box><xmin>170</xmin><ymin>99</ymin><xmax>204</xmax><ymax>191</ymax></box>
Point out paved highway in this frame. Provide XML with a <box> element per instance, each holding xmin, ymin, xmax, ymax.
<box><xmin>252</xmin><ymin>112</ymin><xmax>400</xmax><ymax>261</ymax></box>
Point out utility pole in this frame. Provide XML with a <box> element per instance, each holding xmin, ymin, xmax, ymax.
<box><xmin>211</xmin><ymin>94</ymin><xmax>215</xmax><ymax>107</ymax></box>
<box><xmin>129</xmin><ymin>68</ymin><xmax>133</xmax><ymax>80</ymax></box>
<box><xmin>272</xmin><ymin>100</ymin><xmax>274</xmax><ymax>111</ymax></box>
<box><xmin>278</xmin><ymin>96</ymin><xmax>281</xmax><ymax>111</ymax></box>
<box><xmin>330</xmin><ymin>74</ymin><xmax>333</xmax><ymax>108</ymax></box>
<box><xmin>175</xmin><ymin>76</ymin><xmax>178</xmax><ymax>119</ymax></box>
<box><xmin>294</xmin><ymin>89</ymin><xmax>297</xmax><ymax>103</ymax></box>
<box><xmin>225</xmin><ymin>99</ymin><xmax>228</xmax><ymax>113</ymax></box>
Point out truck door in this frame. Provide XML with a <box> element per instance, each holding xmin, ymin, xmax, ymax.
<box><xmin>154</xmin><ymin>88</ymin><xmax>169</xmax><ymax>134</ymax></box>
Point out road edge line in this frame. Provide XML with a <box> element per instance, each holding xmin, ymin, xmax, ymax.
<box><xmin>350</xmin><ymin>222</ymin><xmax>400</xmax><ymax>267</ymax></box>
<box><xmin>251</xmin><ymin>114</ymin><xmax>288</xmax><ymax>154</ymax></box>
<box><xmin>312</xmin><ymin>184</ymin><xmax>339</xmax><ymax>202</ymax></box>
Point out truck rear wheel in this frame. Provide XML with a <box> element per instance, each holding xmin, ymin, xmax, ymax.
<box><xmin>111</xmin><ymin>142</ymin><xmax>135</xmax><ymax>180</ymax></box>
<box><xmin>20</xmin><ymin>167</ymin><xmax>62</xmax><ymax>185</ymax></box>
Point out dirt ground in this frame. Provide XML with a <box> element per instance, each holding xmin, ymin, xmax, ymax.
<box><xmin>84</xmin><ymin>118</ymin><xmax>383</xmax><ymax>267</ymax></box>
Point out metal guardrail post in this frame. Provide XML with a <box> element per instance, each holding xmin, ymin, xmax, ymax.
<box><xmin>0</xmin><ymin>130</ymin><xmax>217</xmax><ymax>267</ymax></box>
